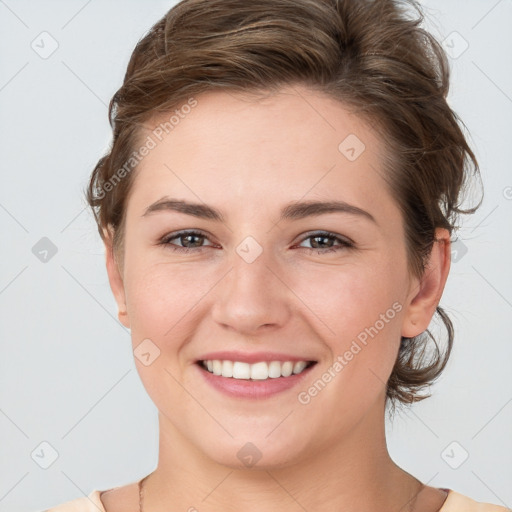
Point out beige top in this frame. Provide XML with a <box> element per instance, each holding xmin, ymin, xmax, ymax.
<box><xmin>44</xmin><ymin>488</ymin><xmax>510</xmax><ymax>511</ymax></box>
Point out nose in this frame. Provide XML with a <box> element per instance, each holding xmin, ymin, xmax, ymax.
<box><xmin>210</xmin><ymin>244</ymin><xmax>293</xmax><ymax>335</ymax></box>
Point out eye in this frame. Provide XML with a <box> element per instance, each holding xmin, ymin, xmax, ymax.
<box><xmin>296</xmin><ymin>231</ymin><xmax>354</xmax><ymax>254</ymax></box>
<box><xmin>159</xmin><ymin>229</ymin><xmax>354</xmax><ymax>254</ymax></box>
<box><xmin>160</xmin><ymin>230</ymin><xmax>216</xmax><ymax>253</ymax></box>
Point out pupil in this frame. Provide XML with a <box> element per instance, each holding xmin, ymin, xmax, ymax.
<box><xmin>186</xmin><ymin>234</ymin><xmax>201</xmax><ymax>247</ymax></box>
<box><xmin>314</xmin><ymin>236</ymin><xmax>329</xmax><ymax>248</ymax></box>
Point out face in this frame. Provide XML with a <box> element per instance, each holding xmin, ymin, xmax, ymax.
<box><xmin>106</xmin><ymin>84</ymin><xmax>447</xmax><ymax>469</ymax></box>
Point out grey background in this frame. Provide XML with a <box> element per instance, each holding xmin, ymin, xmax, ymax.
<box><xmin>0</xmin><ymin>1</ymin><xmax>511</xmax><ymax>511</ymax></box>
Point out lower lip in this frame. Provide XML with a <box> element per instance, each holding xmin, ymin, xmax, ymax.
<box><xmin>195</xmin><ymin>362</ymin><xmax>316</xmax><ymax>399</ymax></box>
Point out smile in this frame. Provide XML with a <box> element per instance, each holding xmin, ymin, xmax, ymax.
<box><xmin>199</xmin><ymin>359</ymin><xmax>316</xmax><ymax>380</ymax></box>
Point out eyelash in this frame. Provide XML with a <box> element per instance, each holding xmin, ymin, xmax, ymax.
<box><xmin>159</xmin><ymin>230</ymin><xmax>354</xmax><ymax>255</ymax></box>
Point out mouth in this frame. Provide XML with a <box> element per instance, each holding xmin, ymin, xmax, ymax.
<box><xmin>196</xmin><ymin>359</ymin><xmax>317</xmax><ymax>380</ymax></box>
<box><xmin>195</xmin><ymin>358</ymin><xmax>318</xmax><ymax>399</ymax></box>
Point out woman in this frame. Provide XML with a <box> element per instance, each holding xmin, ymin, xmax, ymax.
<box><xmin>46</xmin><ymin>0</ymin><xmax>507</xmax><ymax>510</ymax></box>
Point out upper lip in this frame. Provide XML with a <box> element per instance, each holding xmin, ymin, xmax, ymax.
<box><xmin>196</xmin><ymin>351</ymin><xmax>318</xmax><ymax>364</ymax></box>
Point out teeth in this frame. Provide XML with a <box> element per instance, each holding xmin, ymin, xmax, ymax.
<box><xmin>221</xmin><ymin>360</ymin><xmax>233</xmax><ymax>377</ymax></box>
<box><xmin>281</xmin><ymin>361</ymin><xmax>293</xmax><ymax>377</ymax></box>
<box><xmin>233</xmin><ymin>361</ymin><xmax>251</xmax><ymax>379</ymax></box>
<box><xmin>212</xmin><ymin>360</ymin><xmax>222</xmax><ymax>375</ymax></box>
<box><xmin>268</xmin><ymin>361</ymin><xmax>282</xmax><ymax>378</ymax></box>
<box><xmin>292</xmin><ymin>361</ymin><xmax>308</xmax><ymax>374</ymax></box>
<box><xmin>201</xmin><ymin>359</ymin><xmax>313</xmax><ymax>380</ymax></box>
<box><xmin>250</xmin><ymin>362</ymin><xmax>268</xmax><ymax>380</ymax></box>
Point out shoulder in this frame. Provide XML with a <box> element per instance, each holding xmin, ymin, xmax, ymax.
<box><xmin>441</xmin><ymin>490</ymin><xmax>511</xmax><ymax>512</ymax></box>
<box><xmin>44</xmin><ymin>482</ymin><xmax>139</xmax><ymax>512</ymax></box>
<box><xmin>44</xmin><ymin>490</ymin><xmax>105</xmax><ymax>512</ymax></box>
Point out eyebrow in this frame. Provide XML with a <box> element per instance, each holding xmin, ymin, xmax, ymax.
<box><xmin>142</xmin><ymin>197</ymin><xmax>377</xmax><ymax>224</ymax></box>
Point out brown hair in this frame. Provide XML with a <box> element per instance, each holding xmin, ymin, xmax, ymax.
<box><xmin>86</xmin><ymin>0</ymin><xmax>481</xmax><ymax>412</ymax></box>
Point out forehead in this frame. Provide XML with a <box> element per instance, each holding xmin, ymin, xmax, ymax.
<box><xmin>128</xmin><ymin>85</ymin><xmax>395</xmax><ymax>220</ymax></box>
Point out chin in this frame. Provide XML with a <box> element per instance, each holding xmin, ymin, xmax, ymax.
<box><xmin>197</xmin><ymin>429</ymin><xmax>310</xmax><ymax>471</ymax></box>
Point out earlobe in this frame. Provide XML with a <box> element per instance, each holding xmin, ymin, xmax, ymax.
<box><xmin>103</xmin><ymin>230</ymin><xmax>130</xmax><ymax>329</ymax></box>
<box><xmin>401</xmin><ymin>228</ymin><xmax>451</xmax><ymax>338</ymax></box>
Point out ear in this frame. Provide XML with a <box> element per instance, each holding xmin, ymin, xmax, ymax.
<box><xmin>103</xmin><ymin>228</ymin><xmax>130</xmax><ymax>329</ymax></box>
<box><xmin>401</xmin><ymin>228</ymin><xmax>451</xmax><ymax>338</ymax></box>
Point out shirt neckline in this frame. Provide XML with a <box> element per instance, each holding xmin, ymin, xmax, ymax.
<box><xmin>93</xmin><ymin>486</ymin><xmax>453</xmax><ymax>511</ymax></box>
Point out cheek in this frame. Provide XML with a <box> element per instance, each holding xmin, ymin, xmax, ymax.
<box><xmin>289</xmin><ymin>258</ymin><xmax>406</xmax><ymax>337</ymax></box>
<box><xmin>124</xmin><ymin>252</ymin><xmax>407</xmax><ymax>360</ymax></box>
<box><xmin>123</xmin><ymin>258</ymin><xmax>230</xmax><ymax>380</ymax></box>
<box><xmin>123</xmin><ymin>245</ymin><xmax>407</xmax><ymax>398</ymax></box>
<box><xmin>288</xmin><ymin>261</ymin><xmax>406</xmax><ymax>394</ymax></box>
<box><xmin>124</xmin><ymin>262</ymin><xmax>212</xmax><ymax>335</ymax></box>
<box><xmin>122</xmin><ymin>264</ymin><xmax>216</xmax><ymax>408</ymax></box>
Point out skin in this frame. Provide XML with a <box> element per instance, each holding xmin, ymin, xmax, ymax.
<box><xmin>102</xmin><ymin>84</ymin><xmax>451</xmax><ymax>512</ymax></box>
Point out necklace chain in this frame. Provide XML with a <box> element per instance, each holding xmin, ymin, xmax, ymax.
<box><xmin>139</xmin><ymin>474</ymin><xmax>149</xmax><ymax>512</ymax></box>
<box><xmin>138</xmin><ymin>475</ymin><xmax>423</xmax><ymax>512</ymax></box>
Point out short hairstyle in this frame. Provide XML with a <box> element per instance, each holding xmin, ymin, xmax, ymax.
<box><xmin>86</xmin><ymin>0</ymin><xmax>481</xmax><ymax>412</ymax></box>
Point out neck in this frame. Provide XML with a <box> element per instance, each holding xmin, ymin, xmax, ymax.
<box><xmin>141</xmin><ymin>397</ymin><xmax>423</xmax><ymax>512</ymax></box>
